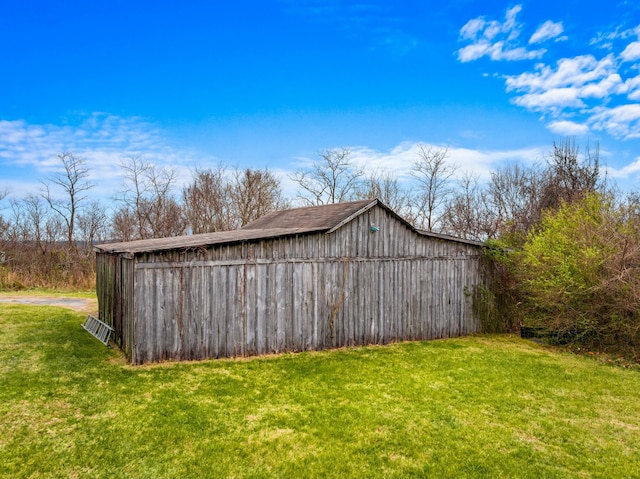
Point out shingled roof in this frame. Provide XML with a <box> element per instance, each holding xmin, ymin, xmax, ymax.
<box><xmin>95</xmin><ymin>199</ymin><xmax>380</xmax><ymax>254</ymax></box>
<box><xmin>94</xmin><ymin>198</ymin><xmax>482</xmax><ymax>255</ymax></box>
<box><xmin>242</xmin><ymin>198</ymin><xmax>377</xmax><ymax>232</ymax></box>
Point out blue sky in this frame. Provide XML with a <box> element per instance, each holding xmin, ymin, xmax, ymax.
<box><xmin>2</xmin><ymin>0</ymin><xmax>640</xmax><ymax>202</ymax></box>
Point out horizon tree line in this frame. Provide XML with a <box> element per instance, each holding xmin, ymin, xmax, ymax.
<box><xmin>2</xmin><ymin>138</ymin><xmax>639</xmax><ymax>360</ymax></box>
<box><xmin>0</xmin><ymin>138</ymin><xmax>634</xmax><ymax>288</ymax></box>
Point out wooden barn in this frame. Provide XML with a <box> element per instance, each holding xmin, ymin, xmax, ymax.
<box><xmin>95</xmin><ymin>199</ymin><xmax>486</xmax><ymax>364</ymax></box>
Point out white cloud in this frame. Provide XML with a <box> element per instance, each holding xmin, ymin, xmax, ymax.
<box><xmin>0</xmin><ymin>114</ymin><xmax>219</xmax><ymax>201</ymax></box>
<box><xmin>581</xmin><ymin>73</ymin><xmax>624</xmax><ymax>98</ymax></box>
<box><xmin>497</xmin><ymin>45</ymin><xmax>546</xmax><ymax>61</ymax></box>
<box><xmin>589</xmin><ymin>104</ymin><xmax>640</xmax><ymax>139</ymax></box>
<box><xmin>459</xmin><ymin>5</ymin><xmax>522</xmax><ymax>41</ymax></box>
<box><xmin>457</xmin><ymin>42</ymin><xmax>492</xmax><ymax>62</ymax></box>
<box><xmin>504</xmin><ymin>55</ymin><xmax>624</xmax><ymax>114</ymax></box>
<box><xmin>621</xmin><ymin>41</ymin><xmax>640</xmax><ymax>62</ymax></box>
<box><xmin>458</xmin><ymin>41</ymin><xmax>545</xmax><ymax>63</ymax></box>
<box><xmin>590</xmin><ymin>25</ymin><xmax>638</xmax><ymax>48</ymax></box>
<box><xmin>343</xmin><ymin>142</ymin><xmax>545</xmax><ymax>182</ymax></box>
<box><xmin>460</xmin><ymin>17</ymin><xmax>487</xmax><ymax>40</ymax></box>
<box><xmin>457</xmin><ymin>5</ymin><xmax>559</xmax><ymax>63</ymax></box>
<box><xmin>458</xmin><ymin>11</ymin><xmax>640</xmax><ymax>144</ymax></box>
<box><xmin>506</xmin><ymin>55</ymin><xmax>617</xmax><ymax>92</ymax></box>
<box><xmin>547</xmin><ymin>120</ymin><xmax>590</xmax><ymax>136</ymax></box>
<box><xmin>529</xmin><ymin>20</ymin><xmax>565</xmax><ymax>44</ymax></box>
<box><xmin>606</xmin><ymin>157</ymin><xmax>640</xmax><ymax>179</ymax></box>
<box><xmin>483</xmin><ymin>21</ymin><xmax>502</xmax><ymax>41</ymax></box>
<box><xmin>508</xmin><ymin>61</ymin><xmax>640</xmax><ymax>136</ymax></box>
<box><xmin>447</xmin><ymin>144</ymin><xmax>545</xmax><ymax>177</ymax></box>
<box><xmin>512</xmin><ymin>87</ymin><xmax>584</xmax><ymax>112</ymax></box>
<box><xmin>503</xmin><ymin>5</ymin><xmax>523</xmax><ymax>40</ymax></box>
<box><xmin>622</xmin><ymin>75</ymin><xmax>640</xmax><ymax>100</ymax></box>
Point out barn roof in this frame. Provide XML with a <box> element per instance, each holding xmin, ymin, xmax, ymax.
<box><xmin>242</xmin><ymin>198</ymin><xmax>377</xmax><ymax>232</ymax></box>
<box><xmin>94</xmin><ymin>198</ymin><xmax>483</xmax><ymax>255</ymax></box>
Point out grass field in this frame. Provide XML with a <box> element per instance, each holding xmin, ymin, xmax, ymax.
<box><xmin>1</xmin><ymin>302</ymin><xmax>640</xmax><ymax>478</ymax></box>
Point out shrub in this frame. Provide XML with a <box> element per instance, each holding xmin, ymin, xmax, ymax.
<box><xmin>514</xmin><ymin>193</ymin><xmax>640</xmax><ymax>356</ymax></box>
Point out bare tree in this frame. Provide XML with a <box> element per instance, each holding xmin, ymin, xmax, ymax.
<box><xmin>149</xmin><ymin>196</ymin><xmax>186</xmax><ymax>238</ymax></box>
<box><xmin>442</xmin><ymin>173</ymin><xmax>496</xmax><ymax>241</ymax></box>
<box><xmin>144</xmin><ymin>163</ymin><xmax>186</xmax><ymax>238</ymax></box>
<box><xmin>290</xmin><ymin>147</ymin><xmax>364</xmax><ymax>205</ymax></box>
<box><xmin>110</xmin><ymin>206</ymin><xmax>137</xmax><ymax>242</ymax></box>
<box><xmin>118</xmin><ymin>156</ymin><xmax>154</xmax><ymax>239</ymax></box>
<box><xmin>0</xmin><ymin>188</ymin><xmax>8</xmax><ymax>238</ymax></box>
<box><xmin>0</xmin><ymin>215</ymin><xmax>8</xmax><ymax>244</ymax></box>
<box><xmin>6</xmin><ymin>198</ymin><xmax>28</xmax><ymax>243</ymax></box>
<box><xmin>41</xmin><ymin>152</ymin><xmax>94</xmax><ymax>248</ymax></box>
<box><xmin>409</xmin><ymin>145</ymin><xmax>456</xmax><ymax>232</ymax></box>
<box><xmin>22</xmin><ymin>194</ymin><xmax>50</xmax><ymax>254</ymax></box>
<box><xmin>540</xmin><ymin>138</ymin><xmax>601</xmax><ymax>211</ymax></box>
<box><xmin>624</xmin><ymin>190</ymin><xmax>640</xmax><ymax>229</ymax></box>
<box><xmin>76</xmin><ymin>200</ymin><xmax>109</xmax><ymax>253</ymax></box>
<box><xmin>117</xmin><ymin>156</ymin><xmax>186</xmax><ymax>239</ymax></box>
<box><xmin>231</xmin><ymin>168</ymin><xmax>287</xmax><ymax>227</ymax></box>
<box><xmin>182</xmin><ymin>166</ymin><xmax>287</xmax><ymax>232</ymax></box>
<box><xmin>488</xmin><ymin>163</ymin><xmax>544</xmax><ymax>241</ymax></box>
<box><xmin>480</xmin><ymin>140</ymin><xmax>602</xmax><ymax>244</ymax></box>
<box><xmin>0</xmin><ymin>189</ymin><xmax>10</xmax><ymax>255</ymax></box>
<box><xmin>355</xmin><ymin>169</ymin><xmax>410</xmax><ymax>215</ymax></box>
<box><xmin>182</xmin><ymin>166</ymin><xmax>234</xmax><ymax>233</ymax></box>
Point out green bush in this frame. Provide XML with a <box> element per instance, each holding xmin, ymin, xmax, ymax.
<box><xmin>514</xmin><ymin>193</ymin><xmax>640</xmax><ymax>356</ymax></box>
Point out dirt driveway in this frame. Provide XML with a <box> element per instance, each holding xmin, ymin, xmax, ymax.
<box><xmin>0</xmin><ymin>295</ymin><xmax>97</xmax><ymax>313</ymax></box>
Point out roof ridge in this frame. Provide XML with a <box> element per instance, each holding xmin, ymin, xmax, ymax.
<box><xmin>242</xmin><ymin>198</ymin><xmax>375</xmax><ymax>221</ymax></box>
<box><xmin>241</xmin><ymin>198</ymin><xmax>377</xmax><ymax>231</ymax></box>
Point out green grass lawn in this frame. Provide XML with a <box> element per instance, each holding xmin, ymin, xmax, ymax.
<box><xmin>1</xmin><ymin>304</ymin><xmax>640</xmax><ymax>478</ymax></box>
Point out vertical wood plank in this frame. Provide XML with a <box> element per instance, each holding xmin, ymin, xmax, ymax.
<box><xmin>256</xmin><ymin>264</ymin><xmax>267</xmax><ymax>355</ymax></box>
<box><xmin>245</xmin><ymin>263</ymin><xmax>256</xmax><ymax>356</ymax></box>
<box><xmin>276</xmin><ymin>262</ymin><xmax>287</xmax><ymax>352</ymax></box>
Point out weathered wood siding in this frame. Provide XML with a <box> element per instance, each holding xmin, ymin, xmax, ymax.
<box><xmin>108</xmin><ymin>204</ymin><xmax>484</xmax><ymax>364</ymax></box>
<box><xmin>96</xmin><ymin>253</ymin><xmax>135</xmax><ymax>359</ymax></box>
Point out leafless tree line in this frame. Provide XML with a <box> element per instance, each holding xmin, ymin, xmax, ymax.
<box><xmin>289</xmin><ymin>138</ymin><xmax>607</xmax><ymax>243</ymax></box>
<box><xmin>0</xmin><ymin>153</ymin><xmax>287</xmax><ymax>288</ymax></box>
<box><xmin>0</xmin><ymin>139</ymin><xmax>626</xmax><ymax>289</ymax></box>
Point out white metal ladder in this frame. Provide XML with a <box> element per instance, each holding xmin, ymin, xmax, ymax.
<box><xmin>82</xmin><ymin>314</ymin><xmax>113</xmax><ymax>346</ymax></box>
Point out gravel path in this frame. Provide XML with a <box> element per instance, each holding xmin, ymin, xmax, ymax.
<box><xmin>0</xmin><ymin>296</ymin><xmax>97</xmax><ymax>312</ymax></box>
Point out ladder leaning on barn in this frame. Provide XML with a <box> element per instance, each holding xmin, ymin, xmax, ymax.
<box><xmin>82</xmin><ymin>314</ymin><xmax>114</xmax><ymax>346</ymax></box>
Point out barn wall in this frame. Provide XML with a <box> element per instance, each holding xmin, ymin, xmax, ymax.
<box><xmin>130</xmin><ymin>256</ymin><xmax>481</xmax><ymax>364</ymax></box>
<box><xmin>125</xmin><ymin>205</ymin><xmax>484</xmax><ymax>364</ymax></box>
<box><xmin>96</xmin><ymin>253</ymin><xmax>135</xmax><ymax>359</ymax></box>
